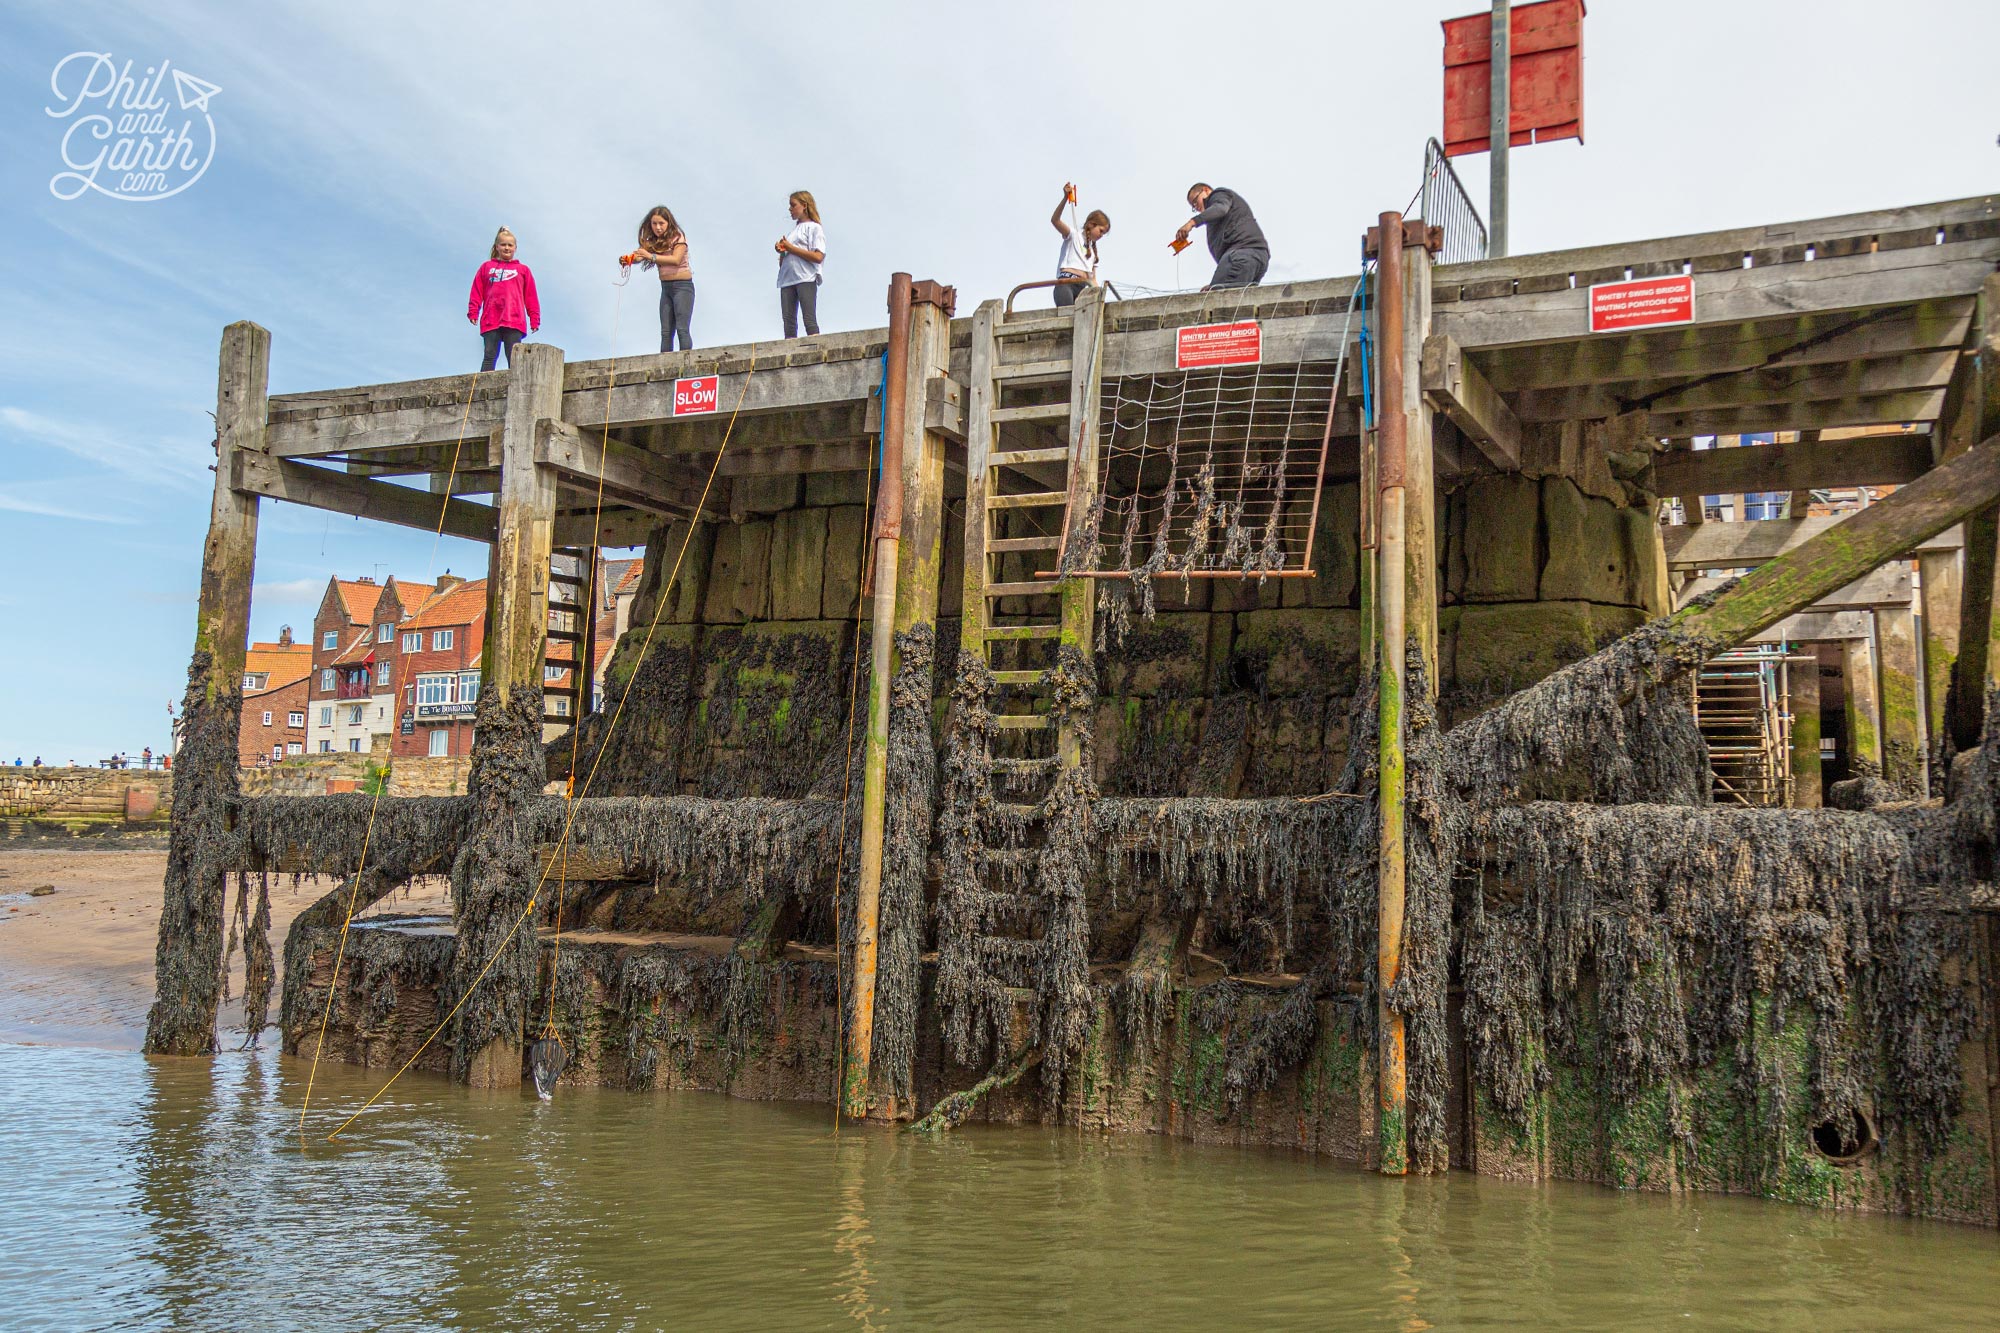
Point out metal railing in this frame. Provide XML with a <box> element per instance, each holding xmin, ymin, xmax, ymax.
<box><xmin>1408</xmin><ymin>137</ymin><xmax>1489</xmax><ymax>266</ymax></box>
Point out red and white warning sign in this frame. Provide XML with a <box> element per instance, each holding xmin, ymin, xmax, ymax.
<box><xmin>1175</xmin><ymin>320</ymin><xmax>1262</xmax><ymax>369</ymax></box>
<box><xmin>672</xmin><ymin>374</ymin><xmax>720</xmax><ymax>415</ymax></box>
<box><xmin>1588</xmin><ymin>275</ymin><xmax>1695</xmax><ymax>334</ymax></box>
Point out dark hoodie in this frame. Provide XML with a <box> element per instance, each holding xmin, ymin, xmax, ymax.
<box><xmin>1192</xmin><ymin>187</ymin><xmax>1268</xmax><ymax>262</ymax></box>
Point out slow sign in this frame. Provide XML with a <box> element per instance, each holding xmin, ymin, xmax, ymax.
<box><xmin>673</xmin><ymin>375</ymin><xmax>720</xmax><ymax>415</ymax></box>
<box><xmin>1175</xmin><ymin>321</ymin><xmax>1262</xmax><ymax>370</ymax></box>
<box><xmin>1588</xmin><ymin>275</ymin><xmax>1694</xmax><ymax>334</ymax></box>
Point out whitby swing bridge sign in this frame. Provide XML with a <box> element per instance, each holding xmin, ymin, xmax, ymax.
<box><xmin>46</xmin><ymin>53</ymin><xmax>220</xmax><ymax>203</ymax></box>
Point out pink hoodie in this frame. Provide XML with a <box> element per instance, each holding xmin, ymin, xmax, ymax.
<box><xmin>467</xmin><ymin>260</ymin><xmax>540</xmax><ymax>335</ymax></box>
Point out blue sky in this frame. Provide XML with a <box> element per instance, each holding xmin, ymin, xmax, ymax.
<box><xmin>1</xmin><ymin>0</ymin><xmax>1995</xmax><ymax>762</ymax></box>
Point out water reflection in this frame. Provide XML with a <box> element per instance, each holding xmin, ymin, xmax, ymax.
<box><xmin>0</xmin><ymin>1043</ymin><xmax>1993</xmax><ymax>1331</ymax></box>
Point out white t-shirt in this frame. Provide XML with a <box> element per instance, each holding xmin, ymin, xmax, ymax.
<box><xmin>1056</xmin><ymin>229</ymin><xmax>1097</xmax><ymax>279</ymax></box>
<box><xmin>777</xmin><ymin>219</ymin><xmax>825</xmax><ymax>288</ymax></box>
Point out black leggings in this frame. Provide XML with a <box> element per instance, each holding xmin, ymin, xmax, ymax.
<box><xmin>1052</xmin><ymin>275</ymin><xmax>1089</xmax><ymax>307</ymax></box>
<box><xmin>659</xmin><ymin>279</ymin><xmax>695</xmax><ymax>351</ymax></box>
<box><xmin>480</xmin><ymin>326</ymin><xmax>524</xmax><ymax>370</ymax></box>
<box><xmin>780</xmin><ymin>280</ymin><xmax>820</xmax><ymax>338</ymax></box>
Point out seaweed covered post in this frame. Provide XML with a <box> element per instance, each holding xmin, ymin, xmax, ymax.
<box><xmin>1843</xmin><ymin>635</ymin><xmax>1884</xmax><ymax>779</ymax></box>
<box><xmin>1944</xmin><ymin>275</ymin><xmax>2000</xmax><ymax>751</ymax></box>
<box><xmin>1875</xmin><ymin>598</ymin><xmax>1926</xmax><ymax>795</ymax></box>
<box><xmin>448</xmin><ymin>340</ymin><xmax>562</xmax><ymax>1088</ymax></box>
<box><xmin>146</xmin><ymin>321</ymin><xmax>268</xmax><ymax>1056</ymax></box>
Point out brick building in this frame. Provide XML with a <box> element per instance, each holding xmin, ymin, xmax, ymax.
<box><xmin>237</xmin><ymin>627</ymin><xmax>313</xmax><ymax>767</ymax></box>
<box><xmin>391</xmin><ymin>577</ymin><xmax>488</xmax><ymax>759</ymax></box>
<box><xmin>305</xmin><ymin>574</ymin><xmax>440</xmax><ymax>754</ymax></box>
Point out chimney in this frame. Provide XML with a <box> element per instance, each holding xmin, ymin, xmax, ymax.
<box><xmin>435</xmin><ymin>574</ymin><xmax>464</xmax><ymax>593</ymax></box>
<box><xmin>278</xmin><ymin>625</ymin><xmax>294</xmax><ymax>647</ymax></box>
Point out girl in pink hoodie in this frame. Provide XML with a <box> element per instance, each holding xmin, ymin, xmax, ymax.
<box><xmin>467</xmin><ymin>227</ymin><xmax>541</xmax><ymax>370</ymax></box>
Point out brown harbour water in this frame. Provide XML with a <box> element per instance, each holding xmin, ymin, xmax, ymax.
<box><xmin>1</xmin><ymin>1041</ymin><xmax>1995</xmax><ymax>1332</ymax></box>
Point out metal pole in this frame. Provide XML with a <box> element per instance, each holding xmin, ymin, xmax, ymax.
<box><xmin>1374</xmin><ymin>213</ymin><xmax>1409</xmax><ymax>1177</ymax></box>
<box><xmin>1488</xmin><ymin>0</ymin><xmax>1511</xmax><ymax>258</ymax></box>
<box><xmin>845</xmin><ymin>272</ymin><xmax>914</xmax><ymax>1119</ymax></box>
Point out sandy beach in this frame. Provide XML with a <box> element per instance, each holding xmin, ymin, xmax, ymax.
<box><xmin>0</xmin><ymin>849</ymin><xmax>447</xmax><ymax>1049</ymax></box>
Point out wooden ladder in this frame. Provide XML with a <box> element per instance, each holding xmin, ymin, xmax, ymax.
<box><xmin>953</xmin><ymin>291</ymin><xmax>1105</xmax><ymax>983</ymax></box>
<box><xmin>543</xmin><ymin>545</ymin><xmax>598</xmax><ymax>730</ymax></box>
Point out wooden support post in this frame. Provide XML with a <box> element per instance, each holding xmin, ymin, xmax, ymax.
<box><xmin>1919</xmin><ymin>547</ymin><xmax>1961</xmax><ymax>785</ymax></box>
<box><xmin>1404</xmin><ymin>239</ymin><xmax>1440</xmax><ymax>683</ymax></box>
<box><xmin>453</xmin><ymin>340</ymin><xmax>563</xmax><ymax>1089</ymax></box>
<box><xmin>1843</xmin><ymin>635</ymin><xmax>1884</xmax><ymax>777</ymax></box>
<box><xmin>145</xmin><ymin>322</ymin><xmax>269</xmax><ymax>1056</ymax></box>
<box><xmin>1947</xmin><ymin>276</ymin><xmax>2000</xmax><ymax>748</ymax></box>
<box><xmin>1874</xmin><ymin>596</ymin><xmax>1925</xmax><ymax>795</ymax></box>
<box><xmin>1788</xmin><ymin>650</ymin><xmax>1823</xmax><ymax>808</ymax></box>
<box><xmin>1059</xmin><ymin>285</ymin><xmax>1107</xmax><ymax>765</ymax></box>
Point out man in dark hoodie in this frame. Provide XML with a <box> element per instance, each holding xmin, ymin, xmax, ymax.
<box><xmin>1175</xmin><ymin>182</ymin><xmax>1270</xmax><ymax>289</ymax></box>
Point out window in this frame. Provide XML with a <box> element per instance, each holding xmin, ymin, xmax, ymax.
<box><xmin>242</xmin><ymin>672</ymin><xmax>267</xmax><ymax>691</ymax></box>
<box><xmin>286</xmin><ymin>742</ymin><xmax>302</xmax><ymax>756</ymax></box>
<box><xmin>458</xmin><ymin>671</ymin><xmax>481</xmax><ymax>704</ymax></box>
<box><xmin>318</xmin><ymin>706</ymin><xmax>332</xmax><ymax>726</ymax></box>
<box><xmin>288</xmin><ymin>711</ymin><xmax>305</xmax><ymax>728</ymax></box>
<box><xmin>545</xmin><ymin>664</ymin><xmax>564</xmax><ymax>682</ymax></box>
<box><xmin>375</xmin><ymin>663</ymin><xmax>390</xmax><ymax>686</ymax></box>
<box><xmin>319</xmin><ymin>740</ymin><xmax>331</xmax><ymax>754</ymax></box>
<box><xmin>322</xmin><ymin>630</ymin><xmax>338</xmax><ymax>650</ymax></box>
<box><xmin>432</xmin><ymin>629</ymin><xmax>454</xmax><ymax>651</ymax></box>
<box><xmin>402</xmin><ymin>631</ymin><xmax>420</xmax><ymax>653</ymax></box>
<box><xmin>428</xmin><ymin>728</ymin><xmax>450</xmax><ymax>757</ymax></box>
<box><xmin>349</xmin><ymin>738</ymin><xmax>363</xmax><ymax>752</ymax></box>
<box><xmin>551</xmin><ymin>696</ymin><xmax>570</xmax><ymax>717</ymax></box>
<box><xmin>261</xmin><ymin>711</ymin><xmax>273</xmax><ymax>727</ymax></box>
<box><xmin>416</xmin><ymin>674</ymin><xmax>452</xmax><ymax>708</ymax></box>
<box><xmin>347</xmin><ymin>704</ymin><xmax>364</xmax><ymax>726</ymax></box>
<box><xmin>377</xmin><ymin>623</ymin><xmax>393</xmax><ymax>643</ymax></box>
<box><xmin>272</xmin><ymin>745</ymin><xmax>283</xmax><ymax>760</ymax></box>
<box><xmin>320</xmin><ymin>669</ymin><xmax>335</xmax><ymax>692</ymax></box>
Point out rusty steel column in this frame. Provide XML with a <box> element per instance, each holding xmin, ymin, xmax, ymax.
<box><xmin>844</xmin><ymin>271</ymin><xmax>914</xmax><ymax>1119</ymax></box>
<box><xmin>1373</xmin><ymin>212</ymin><xmax>1410</xmax><ymax>1176</ymax></box>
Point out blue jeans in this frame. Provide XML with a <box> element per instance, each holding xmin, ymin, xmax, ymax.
<box><xmin>659</xmin><ymin>279</ymin><xmax>695</xmax><ymax>351</ymax></box>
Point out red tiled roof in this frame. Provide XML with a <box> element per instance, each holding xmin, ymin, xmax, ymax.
<box><xmin>245</xmin><ymin>642</ymin><xmax>313</xmax><ymax>692</ymax></box>
<box><xmin>332</xmin><ymin>578</ymin><xmax>384</xmax><ymax>625</ymax></box>
<box><xmin>408</xmin><ymin>578</ymin><xmax>489</xmax><ymax>629</ymax></box>
<box><xmin>330</xmin><ymin>627</ymin><xmax>377</xmax><ymax>666</ymax></box>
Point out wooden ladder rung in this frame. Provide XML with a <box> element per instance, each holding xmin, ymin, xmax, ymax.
<box><xmin>991</xmin><ymin>713</ymin><xmax>1052</xmax><ymax>730</ymax></box>
<box><xmin>984</xmin><ymin>581</ymin><xmax>1058</xmax><ymax>598</ymax></box>
<box><xmin>979</xmin><ymin>623</ymin><xmax>1062</xmax><ymax>641</ymax></box>
<box><xmin>987</xmin><ymin>490</ymin><xmax>1068</xmax><ymax>511</ymax></box>
<box><xmin>987</xmin><ymin>534</ymin><xmax>1061</xmax><ymax>553</ymax></box>
<box><xmin>990</xmin><ymin>669</ymin><xmax>1043</xmax><ymax>686</ymax></box>
<box><xmin>993</xmin><ymin>359</ymin><xmax>1073</xmax><ymax>382</ymax></box>
<box><xmin>989</xmin><ymin>447</ymin><xmax>1069</xmax><ymax>468</ymax></box>
<box><xmin>991</xmin><ymin>402</ymin><xmax>1071</xmax><ymax>424</ymax></box>
<box><xmin>994</xmin><ymin>314</ymin><xmax>1073</xmax><ymax>338</ymax></box>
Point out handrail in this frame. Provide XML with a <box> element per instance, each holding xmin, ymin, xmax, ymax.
<box><xmin>1005</xmin><ymin>275</ymin><xmax>1090</xmax><ymax>315</ymax></box>
<box><xmin>1411</xmin><ymin>137</ymin><xmax>1489</xmax><ymax>265</ymax></box>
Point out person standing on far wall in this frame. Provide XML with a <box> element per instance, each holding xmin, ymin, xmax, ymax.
<box><xmin>467</xmin><ymin>226</ymin><xmax>540</xmax><ymax>369</ymax></box>
<box><xmin>1174</xmin><ymin>183</ymin><xmax>1270</xmax><ymax>290</ymax></box>
<box><xmin>635</xmin><ymin>205</ymin><xmax>696</xmax><ymax>351</ymax></box>
<box><xmin>1050</xmin><ymin>182</ymin><xmax>1110</xmax><ymax>308</ymax></box>
<box><xmin>775</xmin><ymin>190</ymin><xmax>826</xmax><ymax>338</ymax></box>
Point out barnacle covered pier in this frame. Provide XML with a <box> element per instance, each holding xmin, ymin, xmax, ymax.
<box><xmin>150</xmin><ymin>193</ymin><xmax>2000</xmax><ymax>1222</ymax></box>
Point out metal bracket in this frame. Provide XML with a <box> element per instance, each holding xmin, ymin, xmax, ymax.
<box><xmin>910</xmin><ymin>279</ymin><xmax>957</xmax><ymax>316</ymax></box>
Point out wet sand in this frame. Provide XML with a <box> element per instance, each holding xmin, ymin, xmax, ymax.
<box><xmin>0</xmin><ymin>849</ymin><xmax>447</xmax><ymax>1049</ymax></box>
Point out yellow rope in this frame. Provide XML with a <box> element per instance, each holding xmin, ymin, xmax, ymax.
<box><xmin>298</xmin><ymin>367</ymin><xmax>482</xmax><ymax>1136</ymax></box>
<box><xmin>326</xmin><ymin>350</ymin><xmax>757</xmax><ymax>1140</ymax></box>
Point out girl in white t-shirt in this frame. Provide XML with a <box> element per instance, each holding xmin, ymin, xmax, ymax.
<box><xmin>1050</xmin><ymin>182</ymin><xmax>1110</xmax><ymax>308</ymax></box>
<box><xmin>775</xmin><ymin>190</ymin><xmax>826</xmax><ymax>337</ymax></box>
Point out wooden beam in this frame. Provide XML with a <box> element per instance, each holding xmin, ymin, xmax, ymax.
<box><xmin>1651</xmin><ymin>432</ymin><xmax>1932</xmax><ymax>497</ymax></box>
<box><xmin>535</xmin><ymin>418</ymin><xmax>717</xmax><ymax>518</ymax></box>
<box><xmin>1875</xmin><ymin>602</ymin><xmax>1925</xmax><ymax>795</ymax></box>
<box><xmin>1680</xmin><ymin>563</ymin><xmax>1911</xmax><ymax>612</ymax></box>
<box><xmin>1788</xmin><ymin>651</ymin><xmax>1822</xmax><ymax>808</ymax></box>
<box><xmin>1477</xmin><ymin>299</ymin><xmax>1975</xmax><ymax>393</ymax></box>
<box><xmin>1508</xmin><ymin>348</ymin><xmax>1960</xmax><ymax>423</ymax></box>
<box><xmin>1843</xmin><ymin>635</ymin><xmax>1884</xmax><ymax>775</ymax></box>
<box><xmin>1750</xmin><ymin>610</ymin><xmax>1871</xmax><ymax>643</ymax></box>
<box><xmin>552</xmin><ymin>505</ymin><xmax>655</xmax><ymax>549</ymax></box>
<box><xmin>232</xmin><ymin>450</ymin><xmax>496</xmax><ymax>544</ymax></box>
<box><xmin>925</xmin><ymin>374</ymin><xmax>966</xmax><ymax>443</ymax></box>
<box><xmin>718</xmin><ymin>440</ymin><xmax>874</xmax><ymax>478</ymax></box>
<box><xmin>1642</xmin><ymin>389</ymin><xmax>1947</xmax><ymax>440</ymax></box>
<box><xmin>1948</xmin><ymin>274</ymin><xmax>2000</xmax><ymax>749</ymax></box>
<box><xmin>1918</xmin><ymin>547</ymin><xmax>1961</xmax><ymax>770</ymax></box>
<box><xmin>1421</xmin><ymin>333</ymin><xmax>1520</xmax><ymax>470</ymax></box>
<box><xmin>1662</xmin><ymin>515</ymin><xmax>1961</xmax><ymax>571</ymax></box>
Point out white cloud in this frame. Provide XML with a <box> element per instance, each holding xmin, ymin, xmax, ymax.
<box><xmin>0</xmin><ymin>484</ymin><xmax>138</xmax><ymax>524</ymax></box>
<box><xmin>252</xmin><ymin>577</ymin><xmax>323</xmax><ymax>601</ymax></box>
<box><xmin>0</xmin><ymin>406</ymin><xmax>211</xmax><ymax>490</ymax></box>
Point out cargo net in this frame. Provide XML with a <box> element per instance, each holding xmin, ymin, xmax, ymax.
<box><xmin>1060</xmin><ymin>359</ymin><xmax>1341</xmax><ymax>625</ymax></box>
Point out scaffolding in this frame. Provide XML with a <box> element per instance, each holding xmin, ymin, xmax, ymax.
<box><xmin>1694</xmin><ymin>644</ymin><xmax>1797</xmax><ymax>807</ymax></box>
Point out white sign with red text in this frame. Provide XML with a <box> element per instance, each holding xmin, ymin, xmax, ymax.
<box><xmin>673</xmin><ymin>375</ymin><xmax>720</xmax><ymax>415</ymax></box>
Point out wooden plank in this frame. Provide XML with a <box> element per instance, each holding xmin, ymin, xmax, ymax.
<box><xmin>490</xmin><ymin>343</ymin><xmax>564</xmax><ymax>703</ymax></box>
<box><xmin>1843</xmin><ymin>636</ymin><xmax>1883</xmax><ymax>774</ymax></box>
<box><xmin>961</xmin><ymin>302</ymin><xmax>1000</xmax><ymax>649</ymax></box>
<box><xmin>991</xmin><ymin>402</ymin><xmax>1070</xmax><ymax>424</ymax></box>
<box><xmin>987</xmin><ymin>534</ymin><xmax>1060</xmax><ymax>553</ymax></box>
<box><xmin>1662</xmin><ymin>516</ymin><xmax>1962</xmax><ymax>571</ymax></box>
<box><xmin>1508</xmin><ymin>348</ymin><xmax>1961</xmax><ymax>423</ymax></box>
<box><xmin>562</xmin><ymin>352</ymin><xmax>881</xmax><ymax>433</ymax></box>
<box><xmin>1652</xmin><ymin>433</ymin><xmax>1933</xmax><ymax>496</ymax></box>
<box><xmin>1478</xmin><ymin>299</ymin><xmax>1975</xmax><ymax>392</ymax></box>
<box><xmin>1420</xmin><ymin>333</ymin><xmax>1521</xmax><ymax>470</ymax></box>
<box><xmin>1787</xmin><ymin>652</ymin><xmax>1822</xmax><ymax>808</ymax></box>
<box><xmin>924</xmin><ymin>374</ymin><xmax>965</xmax><ymax>443</ymax></box>
<box><xmin>1681</xmin><ymin>563</ymin><xmax>1911</xmax><ymax>611</ymax></box>
<box><xmin>717</xmin><ymin>440</ymin><xmax>874</xmax><ymax>479</ymax></box>
<box><xmin>1918</xmin><ymin>548</ymin><xmax>1961</xmax><ymax>762</ymax></box>
<box><xmin>987</xmin><ymin>490</ymin><xmax>1069</xmax><ymax>510</ymax></box>
<box><xmin>232</xmin><ymin>451</ymin><xmax>496</xmax><ymax>543</ymax></box>
<box><xmin>1875</xmin><ymin>602</ymin><xmax>1925</xmax><ymax>794</ymax></box>
<box><xmin>1438</xmin><ymin>240</ymin><xmax>2000</xmax><ymax>351</ymax></box>
<box><xmin>1749</xmin><ymin>610</ymin><xmax>1870</xmax><ymax>643</ymax></box>
<box><xmin>535</xmin><ymin>418</ymin><xmax>716</xmax><ymax>517</ymax></box>
<box><xmin>1642</xmin><ymin>390</ymin><xmax>1947</xmax><ymax>439</ymax></box>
